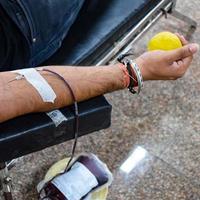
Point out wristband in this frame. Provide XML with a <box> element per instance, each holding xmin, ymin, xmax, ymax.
<box><xmin>118</xmin><ymin>63</ymin><xmax>130</xmax><ymax>88</ymax></box>
<box><xmin>129</xmin><ymin>60</ymin><xmax>143</xmax><ymax>94</ymax></box>
<box><xmin>117</xmin><ymin>54</ymin><xmax>143</xmax><ymax>94</ymax></box>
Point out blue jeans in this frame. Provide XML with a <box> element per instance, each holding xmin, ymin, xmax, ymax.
<box><xmin>1</xmin><ymin>0</ymin><xmax>85</xmax><ymax>68</ymax></box>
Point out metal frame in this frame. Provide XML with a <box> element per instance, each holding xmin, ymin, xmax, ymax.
<box><xmin>0</xmin><ymin>161</ymin><xmax>16</xmax><ymax>200</ymax></box>
<box><xmin>0</xmin><ymin>0</ymin><xmax>197</xmax><ymax>199</ymax></box>
<box><xmin>170</xmin><ymin>10</ymin><xmax>197</xmax><ymax>39</ymax></box>
<box><xmin>97</xmin><ymin>0</ymin><xmax>197</xmax><ymax>66</ymax></box>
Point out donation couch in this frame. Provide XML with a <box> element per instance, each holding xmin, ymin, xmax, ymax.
<box><xmin>0</xmin><ymin>0</ymin><xmax>196</xmax><ymax>199</ymax></box>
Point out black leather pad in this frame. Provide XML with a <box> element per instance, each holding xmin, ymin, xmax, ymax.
<box><xmin>0</xmin><ymin>96</ymin><xmax>111</xmax><ymax>162</ymax></box>
<box><xmin>0</xmin><ymin>0</ymin><xmax>171</xmax><ymax>162</ymax></box>
<box><xmin>43</xmin><ymin>0</ymin><xmax>164</xmax><ymax>66</ymax></box>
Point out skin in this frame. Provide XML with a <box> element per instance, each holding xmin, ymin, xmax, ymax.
<box><xmin>0</xmin><ymin>35</ymin><xmax>199</xmax><ymax>123</ymax></box>
<box><xmin>137</xmin><ymin>34</ymin><xmax>197</xmax><ymax>80</ymax></box>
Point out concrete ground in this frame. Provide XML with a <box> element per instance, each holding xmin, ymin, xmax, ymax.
<box><xmin>2</xmin><ymin>0</ymin><xmax>200</xmax><ymax>199</ymax></box>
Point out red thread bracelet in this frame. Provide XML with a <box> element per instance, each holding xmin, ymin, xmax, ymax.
<box><xmin>118</xmin><ymin>63</ymin><xmax>130</xmax><ymax>88</ymax></box>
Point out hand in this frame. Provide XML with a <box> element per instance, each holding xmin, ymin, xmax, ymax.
<box><xmin>136</xmin><ymin>34</ymin><xmax>199</xmax><ymax>81</ymax></box>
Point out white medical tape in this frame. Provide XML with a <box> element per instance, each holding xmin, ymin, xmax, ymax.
<box><xmin>46</xmin><ymin>110</ymin><xmax>67</xmax><ymax>127</ymax></box>
<box><xmin>16</xmin><ymin>68</ymin><xmax>56</xmax><ymax>103</ymax></box>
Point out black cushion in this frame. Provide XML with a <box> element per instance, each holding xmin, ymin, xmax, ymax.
<box><xmin>0</xmin><ymin>0</ymin><xmax>171</xmax><ymax>162</ymax></box>
<box><xmin>43</xmin><ymin>0</ymin><xmax>164</xmax><ymax>66</ymax></box>
<box><xmin>0</xmin><ymin>96</ymin><xmax>111</xmax><ymax>162</ymax></box>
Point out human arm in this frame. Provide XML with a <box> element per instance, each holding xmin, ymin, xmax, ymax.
<box><xmin>0</xmin><ymin>42</ymin><xmax>198</xmax><ymax>123</ymax></box>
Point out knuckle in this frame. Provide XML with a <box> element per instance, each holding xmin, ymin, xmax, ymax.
<box><xmin>179</xmin><ymin>47</ymin><xmax>190</xmax><ymax>58</ymax></box>
<box><xmin>176</xmin><ymin>68</ymin><xmax>186</xmax><ymax>78</ymax></box>
<box><xmin>180</xmin><ymin>49</ymin><xmax>187</xmax><ymax>58</ymax></box>
<box><xmin>178</xmin><ymin>50</ymin><xmax>184</xmax><ymax>58</ymax></box>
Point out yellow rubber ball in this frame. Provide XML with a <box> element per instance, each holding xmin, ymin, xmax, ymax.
<box><xmin>148</xmin><ymin>31</ymin><xmax>182</xmax><ymax>51</ymax></box>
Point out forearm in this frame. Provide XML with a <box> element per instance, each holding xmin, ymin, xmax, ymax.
<box><xmin>1</xmin><ymin>39</ymin><xmax>197</xmax><ymax>123</ymax></box>
<box><xmin>0</xmin><ymin>65</ymin><xmax>126</xmax><ymax>122</ymax></box>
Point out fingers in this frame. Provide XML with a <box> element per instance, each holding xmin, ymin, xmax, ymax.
<box><xmin>174</xmin><ymin>33</ymin><xmax>193</xmax><ymax>77</ymax></box>
<box><xmin>166</xmin><ymin>43</ymin><xmax>199</xmax><ymax>62</ymax></box>
<box><xmin>177</xmin><ymin>56</ymin><xmax>193</xmax><ymax>70</ymax></box>
<box><xmin>170</xmin><ymin>56</ymin><xmax>193</xmax><ymax>78</ymax></box>
<box><xmin>182</xmin><ymin>56</ymin><xmax>193</xmax><ymax>69</ymax></box>
<box><xmin>175</xmin><ymin>33</ymin><xmax>188</xmax><ymax>45</ymax></box>
<box><xmin>164</xmin><ymin>34</ymin><xmax>197</xmax><ymax>79</ymax></box>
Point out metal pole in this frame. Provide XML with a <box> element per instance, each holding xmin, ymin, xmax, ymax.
<box><xmin>0</xmin><ymin>163</ymin><xmax>13</xmax><ymax>200</ymax></box>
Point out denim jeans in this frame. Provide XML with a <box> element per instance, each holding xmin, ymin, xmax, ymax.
<box><xmin>0</xmin><ymin>0</ymin><xmax>85</xmax><ymax>68</ymax></box>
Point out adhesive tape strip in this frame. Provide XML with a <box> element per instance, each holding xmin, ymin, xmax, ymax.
<box><xmin>16</xmin><ymin>68</ymin><xmax>56</xmax><ymax>103</ymax></box>
<box><xmin>46</xmin><ymin>110</ymin><xmax>67</xmax><ymax>127</ymax></box>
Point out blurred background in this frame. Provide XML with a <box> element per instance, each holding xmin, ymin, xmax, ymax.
<box><xmin>5</xmin><ymin>0</ymin><xmax>200</xmax><ymax>199</ymax></box>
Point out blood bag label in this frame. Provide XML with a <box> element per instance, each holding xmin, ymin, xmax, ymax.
<box><xmin>52</xmin><ymin>162</ymin><xmax>98</xmax><ymax>200</ymax></box>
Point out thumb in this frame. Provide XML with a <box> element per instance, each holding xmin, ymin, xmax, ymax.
<box><xmin>166</xmin><ymin>43</ymin><xmax>199</xmax><ymax>61</ymax></box>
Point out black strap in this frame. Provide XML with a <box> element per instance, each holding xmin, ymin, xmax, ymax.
<box><xmin>117</xmin><ymin>54</ymin><xmax>136</xmax><ymax>94</ymax></box>
<box><xmin>117</xmin><ymin>53</ymin><xmax>133</xmax><ymax>63</ymax></box>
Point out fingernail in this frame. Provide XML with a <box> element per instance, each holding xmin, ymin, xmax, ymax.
<box><xmin>189</xmin><ymin>44</ymin><xmax>199</xmax><ymax>54</ymax></box>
